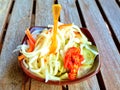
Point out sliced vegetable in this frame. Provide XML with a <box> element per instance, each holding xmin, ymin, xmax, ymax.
<box><xmin>18</xmin><ymin>54</ymin><xmax>25</xmax><ymax>61</ymax></box>
<box><xmin>25</xmin><ymin>28</ymin><xmax>36</xmax><ymax>44</ymax></box>
<box><xmin>18</xmin><ymin>29</ymin><xmax>35</xmax><ymax>61</ymax></box>
<box><xmin>58</xmin><ymin>24</ymin><xmax>72</xmax><ymax>30</ymax></box>
<box><xmin>82</xmin><ymin>45</ymin><xmax>98</xmax><ymax>65</ymax></box>
<box><xmin>74</xmin><ymin>31</ymin><xmax>82</xmax><ymax>38</ymax></box>
<box><xmin>27</xmin><ymin>39</ymin><xmax>35</xmax><ymax>52</ymax></box>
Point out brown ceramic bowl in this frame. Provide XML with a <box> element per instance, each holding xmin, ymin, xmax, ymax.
<box><xmin>19</xmin><ymin>26</ymin><xmax>100</xmax><ymax>85</ymax></box>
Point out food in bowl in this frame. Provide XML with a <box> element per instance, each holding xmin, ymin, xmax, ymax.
<box><xmin>15</xmin><ymin>23</ymin><xmax>98</xmax><ymax>83</ymax></box>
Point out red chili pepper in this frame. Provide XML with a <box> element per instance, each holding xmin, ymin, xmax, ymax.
<box><xmin>64</xmin><ymin>47</ymin><xmax>84</xmax><ymax>80</ymax></box>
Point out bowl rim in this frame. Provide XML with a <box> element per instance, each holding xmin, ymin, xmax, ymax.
<box><xmin>19</xmin><ymin>26</ymin><xmax>101</xmax><ymax>85</ymax></box>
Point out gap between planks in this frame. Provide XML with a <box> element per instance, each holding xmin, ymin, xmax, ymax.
<box><xmin>0</xmin><ymin>0</ymin><xmax>33</xmax><ymax>89</ymax></box>
<box><xmin>0</xmin><ymin>0</ymin><xmax>14</xmax><ymax>53</ymax></box>
<box><xmin>31</xmin><ymin>0</ymin><xmax>36</xmax><ymax>27</ymax></box>
<box><xmin>23</xmin><ymin>0</ymin><xmax>36</xmax><ymax>89</ymax></box>
<box><xmin>78</xmin><ymin>0</ymin><xmax>120</xmax><ymax>89</ymax></box>
<box><xmin>75</xmin><ymin>0</ymin><xmax>86</xmax><ymax>27</ymax></box>
<box><xmin>29</xmin><ymin>0</ymin><xmax>62</xmax><ymax>89</ymax></box>
<box><xmin>75</xmin><ymin>0</ymin><xmax>105</xmax><ymax>89</ymax></box>
<box><xmin>115</xmin><ymin>0</ymin><xmax>120</xmax><ymax>7</ymax></box>
<box><xmin>54</xmin><ymin>1</ymin><xmax>68</xmax><ymax>89</ymax></box>
<box><xmin>58</xmin><ymin>0</ymin><xmax>100</xmax><ymax>89</ymax></box>
<box><xmin>95</xmin><ymin>0</ymin><xmax>120</xmax><ymax>53</ymax></box>
<box><xmin>54</xmin><ymin>0</ymin><xmax>68</xmax><ymax>89</ymax></box>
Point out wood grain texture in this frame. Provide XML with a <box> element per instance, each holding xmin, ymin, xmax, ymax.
<box><xmin>0</xmin><ymin>0</ymin><xmax>33</xmax><ymax>90</ymax></box>
<box><xmin>58</xmin><ymin>0</ymin><xmax>81</xmax><ymax>27</ymax></box>
<box><xmin>68</xmin><ymin>77</ymin><xmax>100</xmax><ymax>90</ymax></box>
<box><xmin>30</xmin><ymin>79</ymin><xmax>62</xmax><ymax>90</ymax></box>
<box><xmin>78</xmin><ymin>0</ymin><xmax>120</xmax><ymax>89</ymax></box>
<box><xmin>30</xmin><ymin>0</ymin><xmax>62</xmax><ymax>90</ymax></box>
<box><xmin>22</xmin><ymin>75</ymin><xmax>31</xmax><ymax>90</ymax></box>
<box><xmin>98</xmin><ymin>0</ymin><xmax>120</xmax><ymax>43</ymax></box>
<box><xmin>35</xmin><ymin>0</ymin><xmax>54</xmax><ymax>26</ymax></box>
<box><xmin>0</xmin><ymin>0</ymin><xmax>12</xmax><ymax>44</ymax></box>
<box><xmin>58</xmin><ymin>0</ymin><xmax>100</xmax><ymax>90</ymax></box>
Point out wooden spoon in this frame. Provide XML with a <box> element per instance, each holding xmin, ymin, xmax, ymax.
<box><xmin>49</xmin><ymin>4</ymin><xmax>61</xmax><ymax>54</ymax></box>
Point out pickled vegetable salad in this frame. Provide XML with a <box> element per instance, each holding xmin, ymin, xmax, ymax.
<box><xmin>16</xmin><ymin>23</ymin><xmax>98</xmax><ymax>82</ymax></box>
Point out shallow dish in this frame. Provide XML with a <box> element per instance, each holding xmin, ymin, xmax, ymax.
<box><xmin>19</xmin><ymin>26</ymin><xmax>100</xmax><ymax>85</ymax></box>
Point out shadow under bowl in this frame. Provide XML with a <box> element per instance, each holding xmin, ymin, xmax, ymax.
<box><xmin>19</xmin><ymin>26</ymin><xmax>101</xmax><ymax>85</ymax></box>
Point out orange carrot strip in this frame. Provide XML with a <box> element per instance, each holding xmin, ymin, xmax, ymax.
<box><xmin>25</xmin><ymin>29</ymin><xmax>36</xmax><ymax>44</ymax></box>
<box><xmin>58</xmin><ymin>24</ymin><xmax>72</xmax><ymax>30</ymax></box>
<box><xmin>18</xmin><ymin>39</ymin><xmax>35</xmax><ymax>61</ymax></box>
<box><xmin>18</xmin><ymin>55</ymin><xmax>25</xmax><ymax>61</ymax></box>
<box><xmin>18</xmin><ymin>29</ymin><xmax>36</xmax><ymax>61</ymax></box>
<box><xmin>27</xmin><ymin>39</ymin><xmax>35</xmax><ymax>52</ymax></box>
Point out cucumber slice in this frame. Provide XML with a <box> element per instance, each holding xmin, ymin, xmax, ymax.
<box><xmin>82</xmin><ymin>46</ymin><xmax>97</xmax><ymax>65</ymax></box>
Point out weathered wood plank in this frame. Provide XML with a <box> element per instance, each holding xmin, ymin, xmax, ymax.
<box><xmin>78</xmin><ymin>0</ymin><xmax>120</xmax><ymax>89</ymax></box>
<box><xmin>58</xmin><ymin>0</ymin><xmax>100</xmax><ymax>90</ymax></box>
<box><xmin>0</xmin><ymin>0</ymin><xmax>33</xmax><ymax>90</ymax></box>
<box><xmin>22</xmin><ymin>75</ymin><xmax>31</xmax><ymax>90</ymax></box>
<box><xmin>98</xmin><ymin>0</ymin><xmax>120</xmax><ymax>43</ymax></box>
<box><xmin>30</xmin><ymin>0</ymin><xmax>62</xmax><ymax>90</ymax></box>
<box><xmin>30</xmin><ymin>80</ymin><xmax>62</xmax><ymax>90</ymax></box>
<box><xmin>0</xmin><ymin>0</ymin><xmax>12</xmax><ymax>49</ymax></box>
<box><xmin>58</xmin><ymin>0</ymin><xmax>81</xmax><ymax>26</ymax></box>
<box><xmin>35</xmin><ymin>0</ymin><xmax>53</xmax><ymax>26</ymax></box>
<box><xmin>69</xmin><ymin>77</ymin><xmax>100</xmax><ymax>90</ymax></box>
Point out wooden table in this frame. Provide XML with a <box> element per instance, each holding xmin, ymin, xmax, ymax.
<box><xmin>0</xmin><ymin>0</ymin><xmax>120</xmax><ymax>90</ymax></box>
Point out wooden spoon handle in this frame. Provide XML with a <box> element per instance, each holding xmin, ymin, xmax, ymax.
<box><xmin>49</xmin><ymin>4</ymin><xmax>61</xmax><ymax>54</ymax></box>
<box><xmin>52</xmin><ymin>4</ymin><xmax>61</xmax><ymax>20</ymax></box>
<box><xmin>52</xmin><ymin>4</ymin><xmax>61</xmax><ymax>35</ymax></box>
